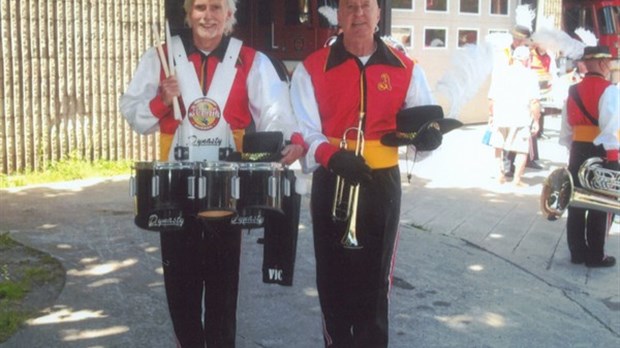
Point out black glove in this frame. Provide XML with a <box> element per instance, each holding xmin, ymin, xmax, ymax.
<box><xmin>411</xmin><ymin>123</ymin><xmax>443</xmax><ymax>151</ymax></box>
<box><xmin>603</xmin><ymin>159</ymin><xmax>620</xmax><ymax>171</ymax></box>
<box><xmin>328</xmin><ymin>150</ymin><xmax>372</xmax><ymax>185</ymax></box>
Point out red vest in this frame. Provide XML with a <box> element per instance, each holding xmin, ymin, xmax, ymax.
<box><xmin>567</xmin><ymin>74</ymin><xmax>612</xmax><ymax>127</ymax></box>
<box><xmin>302</xmin><ymin>43</ymin><xmax>414</xmax><ymax>142</ymax></box>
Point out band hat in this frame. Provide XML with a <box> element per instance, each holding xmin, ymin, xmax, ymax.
<box><xmin>237</xmin><ymin>131</ymin><xmax>284</xmax><ymax>162</ymax></box>
<box><xmin>511</xmin><ymin>25</ymin><xmax>532</xmax><ymax>40</ymax></box>
<box><xmin>581</xmin><ymin>45</ymin><xmax>613</xmax><ymax>60</ymax></box>
<box><xmin>380</xmin><ymin>105</ymin><xmax>463</xmax><ymax>147</ymax></box>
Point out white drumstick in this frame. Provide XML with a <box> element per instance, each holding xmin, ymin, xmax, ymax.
<box><xmin>152</xmin><ymin>24</ymin><xmax>182</xmax><ymax>121</ymax></box>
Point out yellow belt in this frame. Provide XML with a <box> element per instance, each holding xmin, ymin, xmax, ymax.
<box><xmin>573</xmin><ymin>125</ymin><xmax>620</xmax><ymax>142</ymax></box>
<box><xmin>328</xmin><ymin>137</ymin><xmax>398</xmax><ymax>169</ymax></box>
<box><xmin>159</xmin><ymin>129</ymin><xmax>245</xmax><ymax>161</ymax></box>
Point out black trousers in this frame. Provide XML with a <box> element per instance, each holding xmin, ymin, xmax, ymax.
<box><xmin>159</xmin><ymin>169</ymin><xmax>301</xmax><ymax>347</ymax></box>
<box><xmin>160</xmin><ymin>218</ymin><xmax>241</xmax><ymax>348</ymax></box>
<box><xmin>566</xmin><ymin>141</ymin><xmax>609</xmax><ymax>263</ymax></box>
<box><xmin>311</xmin><ymin>166</ymin><xmax>401</xmax><ymax>348</ymax></box>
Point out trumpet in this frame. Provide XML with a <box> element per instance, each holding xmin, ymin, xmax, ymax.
<box><xmin>332</xmin><ymin>113</ymin><xmax>365</xmax><ymax>249</ymax></box>
<box><xmin>540</xmin><ymin>157</ymin><xmax>620</xmax><ymax>220</ymax></box>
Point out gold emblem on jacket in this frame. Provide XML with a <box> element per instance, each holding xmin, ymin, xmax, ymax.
<box><xmin>378</xmin><ymin>73</ymin><xmax>392</xmax><ymax>91</ymax></box>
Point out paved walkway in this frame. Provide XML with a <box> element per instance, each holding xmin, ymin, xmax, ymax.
<box><xmin>1</xmin><ymin>116</ymin><xmax>618</xmax><ymax>347</ymax></box>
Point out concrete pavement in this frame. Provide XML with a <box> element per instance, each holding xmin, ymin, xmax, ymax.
<box><xmin>1</xmin><ymin>116</ymin><xmax>618</xmax><ymax>347</ymax></box>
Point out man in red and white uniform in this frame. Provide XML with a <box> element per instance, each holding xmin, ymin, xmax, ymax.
<box><xmin>290</xmin><ymin>0</ymin><xmax>441</xmax><ymax>346</ymax></box>
<box><xmin>560</xmin><ymin>44</ymin><xmax>619</xmax><ymax>268</ymax></box>
<box><xmin>120</xmin><ymin>0</ymin><xmax>304</xmax><ymax>346</ymax></box>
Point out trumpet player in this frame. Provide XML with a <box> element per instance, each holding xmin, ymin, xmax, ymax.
<box><xmin>559</xmin><ymin>43</ymin><xmax>619</xmax><ymax>268</ymax></box>
<box><xmin>290</xmin><ymin>0</ymin><xmax>442</xmax><ymax>346</ymax></box>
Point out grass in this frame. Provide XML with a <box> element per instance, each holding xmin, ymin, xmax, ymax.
<box><xmin>0</xmin><ymin>158</ymin><xmax>133</xmax><ymax>188</ymax></box>
<box><xmin>0</xmin><ymin>232</ymin><xmax>65</xmax><ymax>343</ymax></box>
<box><xmin>0</xmin><ymin>159</ymin><xmax>124</xmax><ymax>341</ymax></box>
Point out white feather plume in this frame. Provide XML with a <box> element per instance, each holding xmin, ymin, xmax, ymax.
<box><xmin>575</xmin><ymin>27</ymin><xmax>598</xmax><ymax>47</ymax></box>
<box><xmin>435</xmin><ymin>42</ymin><xmax>495</xmax><ymax>119</ymax></box>
<box><xmin>318</xmin><ymin>6</ymin><xmax>338</xmax><ymax>26</ymax></box>
<box><xmin>531</xmin><ymin>27</ymin><xmax>585</xmax><ymax>60</ymax></box>
<box><xmin>515</xmin><ymin>4</ymin><xmax>535</xmax><ymax>30</ymax></box>
<box><xmin>537</xmin><ymin>14</ymin><xmax>555</xmax><ymax>30</ymax></box>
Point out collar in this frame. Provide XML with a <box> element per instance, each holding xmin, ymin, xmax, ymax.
<box><xmin>584</xmin><ymin>72</ymin><xmax>606</xmax><ymax>79</ymax></box>
<box><xmin>186</xmin><ymin>35</ymin><xmax>231</xmax><ymax>62</ymax></box>
<box><xmin>325</xmin><ymin>34</ymin><xmax>407</xmax><ymax>71</ymax></box>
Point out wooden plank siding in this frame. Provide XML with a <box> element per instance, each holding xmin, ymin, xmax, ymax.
<box><xmin>0</xmin><ymin>0</ymin><xmax>165</xmax><ymax>174</ymax></box>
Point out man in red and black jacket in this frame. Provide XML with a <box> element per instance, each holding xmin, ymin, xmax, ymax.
<box><xmin>560</xmin><ymin>44</ymin><xmax>619</xmax><ymax>268</ymax></box>
<box><xmin>290</xmin><ymin>0</ymin><xmax>443</xmax><ymax>346</ymax></box>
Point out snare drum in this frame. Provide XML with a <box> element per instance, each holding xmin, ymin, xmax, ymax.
<box><xmin>195</xmin><ymin>161</ymin><xmax>240</xmax><ymax>220</ymax></box>
<box><xmin>237</xmin><ymin>162</ymin><xmax>291</xmax><ymax>214</ymax></box>
<box><xmin>130</xmin><ymin>161</ymin><xmax>199</xmax><ymax>231</ymax></box>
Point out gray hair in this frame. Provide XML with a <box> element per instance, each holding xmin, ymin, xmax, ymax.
<box><xmin>183</xmin><ymin>0</ymin><xmax>238</xmax><ymax>35</ymax></box>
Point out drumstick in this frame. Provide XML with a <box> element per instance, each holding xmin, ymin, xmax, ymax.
<box><xmin>152</xmin><ymin>24</ymin><xmax>182</xmax><ymax>121</ymax></box>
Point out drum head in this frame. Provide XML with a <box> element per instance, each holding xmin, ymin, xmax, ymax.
<box><xmin>197</xmin><ymin>209</ymin><xmax>237</xmax><ymax>220</ymax></box>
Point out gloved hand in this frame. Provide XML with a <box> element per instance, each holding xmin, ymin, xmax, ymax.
<box><xmin>411</xmin><ymin>123</ymin><xmax>443</xmax><ymax>151</ymax></box>
<box><xmin>603</xmin><ymin>159</ymin><xmax>620</xmax><ymax>171</ymax></box>
<box><xmin>604</xmin><ymin>150</ymin><xmax>619</xmax><ymax>171</ymax></box>
<box><xmin>328</xmin><ymin>150</ymin><xmax>372</xmax><ymax>185</ymax></box>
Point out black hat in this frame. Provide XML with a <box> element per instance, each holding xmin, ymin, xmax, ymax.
<box><xmin>380</xmin><ymin>105</ymin><xmax>463</xmax><ymax>147</ymax></box>
<box><xmin>582</xmin><ymin>45</ymin><xmax>613</xmax><ymax>60</ymax></box>
<box><xmin>511</xmin><ymin>25</ymin><xmax>532</xmax><ymax>40</ymax></box>
<box><xmin>240</xmin><ymin>131</ymin><xmax>284</xmax><ymax>162</ymax></box>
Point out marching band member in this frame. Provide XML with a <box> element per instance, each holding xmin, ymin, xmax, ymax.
<box><xmin>560</xmin><ymin>44</ymin><xmax>619</xmax><ymax>268</ymax></box>
<box><xmin>120</xmin><ymin>0</ymin><xmax>304</xmax><ymax>346</ymax></box>
<box><xmin>290</xmin><ymin>0</ymin><xmax>442</xmax><ymax>346</ymax></box>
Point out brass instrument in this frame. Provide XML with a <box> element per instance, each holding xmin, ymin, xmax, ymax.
<box><xmin>332</xmin><ymin>113</ymin><xmax>365</xmax><ymax>249</ymax></box>
<box><xmin>540</xmin><ymin>157</ymin><xmax>620</xmax><ymax>220</ymax></box>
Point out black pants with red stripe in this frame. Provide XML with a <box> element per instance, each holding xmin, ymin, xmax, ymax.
<box><xmin>160</xmin><ymin>218</ymin><xmax>241</xmax><ymax>348</ymax></box>
<box><xmin>311</xmin><ymin>166</ymin><xmax>401</xmax><ymax>348</ymax></box>
<box><xmin>566</xmin><ymin>141</ymin><xmax>609</xmax><ymax>263</ymax></box>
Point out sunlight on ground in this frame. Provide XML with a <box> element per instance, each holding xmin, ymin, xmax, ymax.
<box><xmin>63</xmin><ymin>326</ymin><xmax>130</xmax><ymax>341</ymax></box>
<box><xmin>67</xmin><ymin>259</ymin><xmax>138</xmax><ymax>277</ymax></box>
<box><xmin>468</xmin><ymin>264</ymin><xmax>484</xmax><ymax>272</ymax></box>
<box><xmin>88</xmin><ymin>278</ymin><xmax>121</xmax><ymax>288</ymax></box>
<box><xmin>28</xmin><ymin>307</ymin><xmax>107</xmax><ymax>325</ymax></box>
<box><xmin>303</xmin><ymin>287</ymin><xmax>319</xmax><ymax>297</ymax></box>
<box><xmin>435</xmin><ymin>311</ymin><xmax>506</xmax><ymax>330</ymax></box>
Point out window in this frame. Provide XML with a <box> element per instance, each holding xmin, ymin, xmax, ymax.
<box><xmin>600</xmin><ymin>6</ymin><xmax>620</xmax><ymax>35</ymax></box>
<box><xmin>391</xmin><ymin>26</ymin><xmax>414</xmax><ymax>49</ymax></box>
<box><xmin>427</xmin><ymin>0</ymin><xmax>448</xmax><ymax>12</ymax></box>
<box><xmin>490</xmin><ymin>0</ymin><xmax>508</xmax><ymax>15</ymax></box>
<box><xmin>424</xmin><ymin>27</ymin><xmax>447</xmax><ymax>48</ymax></box>
<box><xmin>457</xmin><ymin>29</ymin><xmax>478</xmax><ymax>47</ymax></box>
<box><xmin>460</xmin><ymin>0</ymin><xmax>479</xmax><ymax>14</ymax></box>
<box><xmin>393</xmin><ymin>0</ymin><xmax>414</xmax><ymax>10</ymax></box>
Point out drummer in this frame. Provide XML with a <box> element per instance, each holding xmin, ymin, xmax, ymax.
<box><xmin>119</xmin><ymin>0</ymin><xmax>304</xmax><ymax>346</ymax></box>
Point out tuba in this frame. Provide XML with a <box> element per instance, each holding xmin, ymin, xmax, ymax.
<box><xmin>540</xmin><ymin>158</ymin><xmax>620</xmax><ymax>220</ymax></box>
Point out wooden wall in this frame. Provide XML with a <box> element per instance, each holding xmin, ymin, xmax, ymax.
<box><xmin>1</xmin><ymin>0</ymin><xmax>165</xmax><ymax>174</ymax></box>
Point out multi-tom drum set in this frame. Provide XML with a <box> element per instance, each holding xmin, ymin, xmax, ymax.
<box><xmin>130</xmin><ymin>160</ymin><xmax>292</xmax><ymax>231</ymax></box>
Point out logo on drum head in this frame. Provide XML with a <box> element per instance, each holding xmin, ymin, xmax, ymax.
<box><xmin>187</xmin><ymin>97</ymin><xmax>221</xmax><ymax>131</ymax></box>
